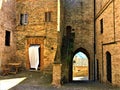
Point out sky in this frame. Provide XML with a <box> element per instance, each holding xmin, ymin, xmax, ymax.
<box><xmin>73</xmin><ymin>52</ymin><xmax>88</xmax><ymax>66</ymax></box>
<box><xmin>76</xmin><ymin>52</ymin><xmax>88</xmax><ymax>60</ymax></box>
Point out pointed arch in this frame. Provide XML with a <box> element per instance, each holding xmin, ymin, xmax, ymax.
<box><xmin>70</xmin><ymin>47</ymin><xmax>90</xmax><ymax>81</ymax></box>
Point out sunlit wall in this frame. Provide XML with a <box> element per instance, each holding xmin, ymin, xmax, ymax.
<box><xmin>0</xmin><ymin>0</ymin><xmax>16</xmax><ymax>71</ymax></box>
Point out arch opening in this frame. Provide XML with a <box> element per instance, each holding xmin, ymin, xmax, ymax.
<box><xmin>72</xmin><ymin>51</ymin><xmax>89</xmax><ymax>81</ymax></box>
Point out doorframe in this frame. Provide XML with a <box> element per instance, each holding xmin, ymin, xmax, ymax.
<box><xmin>26</xmin><ymin>36</ymin><xmax>44</xmax><ymax>70</ymax></box>
<box><xmin>106</xmin><ymin>51</ymin><xmax>112</xmax><ymax>83</ymax></box>
<box><xmin>72</xmin><ymin>52</ymin><xmax>89</xmax><ymax>81</ymax></box>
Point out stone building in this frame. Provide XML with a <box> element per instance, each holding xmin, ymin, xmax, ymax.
<box><xmin>0</xmin><ymin>0</ymin><xmax>16</xmax><ymax>71</ymax></box>
<box><xmin>95</xmin><ymin>0</ymin><xmax>120</xmax><ymax>86</ymax></box>
<box><xmin>62</xmin><ymin>0</ymin><xmax>94</xmax><ymax>82</ymax></box>
<box><xmin>15</xmin><ymin>0</ymin><xmax>60</xmax><ymax>71</ymax></box>
<box><xmin>0</xmin><ymin>0</ymin><xmax>120</xmax><ymax>87</ymax></box>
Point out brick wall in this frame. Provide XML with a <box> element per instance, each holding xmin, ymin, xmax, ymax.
<box><xmin>15</xmin><ymin>0</ymin><xmax>58</xmax><ymax>71</ymax></box>
<box><xmin>96</xmin><ymin>0</ymin><xmax>110</xmax><ymax>14</ymax></box>
<box><xmin>64</xmin><ymin>0</ymin><xmax>94</xmax><ymax>80</ymax></box>
<box><xmin>96</xmin><ymin>0</ymin><xmax>120</xmax><ymax>86</ymax></box>
<box><xmin>0</xmin><ymin>0</ymin><xmax>16</xmax><ymax>71</ymax></box>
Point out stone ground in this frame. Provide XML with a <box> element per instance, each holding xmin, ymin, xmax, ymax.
<box><xmin>0</xmin><ymin>71</ymin><xmax>120</xmax><ymax>90</ymax></box>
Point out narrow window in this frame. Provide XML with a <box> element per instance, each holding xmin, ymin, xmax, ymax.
<box><xmin>20</xmin><ymin>14</ymin><xmax>28</xmax><ymax>25</ymax></box>
<box><xmin>45</xmin><ymin>12</ymin><xmax>51</xmax><ymax>22</ymax></box>
<box><xmin>100</xmin><ymin>18</ymin><xmax>103</xmax><ymax>34</ymax></box>
<box><xmin>5</xmin><ymin>31</ymin><xmax>10</xmax><ymax>46</ymax></box>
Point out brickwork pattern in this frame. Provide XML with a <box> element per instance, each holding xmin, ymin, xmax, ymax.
<box><xmin>15</xmin><ymin>0</ymin><xmax>58</xmax><ymax>71</ymax></box>
<box><xmin>96</xmin><ymin>0</ymin><xmax>120</xmax><ymax>86</ymax></box>
<box><xmin>0</xmin><ymin>0</ymin><xmax>16</xmax><ymax>71</ymax></box>
<box><xmin>64</xmin><ymin>0</ymin><xmax>94</xmax><ymax>80</ymax></box>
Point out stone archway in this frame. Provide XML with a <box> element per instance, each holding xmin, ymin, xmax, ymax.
<box><xmin>70</xmin><ymin>48</ymin><xmax>90</xmax><ymax>82</ymax></box>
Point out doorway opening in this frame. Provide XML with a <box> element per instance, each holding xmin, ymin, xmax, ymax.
<box><xmin>96</xmin><ymin>59</ymin><xmax>99</xmax><ymax>80</ymax></box>
<box><xmin>106</xmin><ymin>51</ymin><xmax>112</xmax><ymax>83</ymax></box>
<box><xmin>28</xmin><ymin>44</ymin><xmax>40</xmax><ymax>71</ymax></box>
<box><xmin>72</xmin><ymin>51</ymin><xmax>89</xmax><ymax>81</ymax></box>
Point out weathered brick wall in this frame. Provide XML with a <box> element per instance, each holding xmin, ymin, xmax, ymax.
<box><xmin>15</xmin><ymin>0</ymin><xmax>58</xmax><ymax>71</ymax></box>
<box><xmin>96</xmin><ymin>0</ymin><xmax>110</xmax><ymax>14</ymax></box>
<box><xmin>102</xmin><ymin>44</ymin><xmax>120</xmax><ymax>86</ymax></box>
<box><xmin>115</xmin><ymin>0</ymin><xmax>120</xmax><ymax>41</ymax></box>
<box><xmin>0</xmin><ymin>0</ymin><xmax>16</xmax><ymax>71</ymax></box>
<box><xmin>52</xmin><ymin>64</ymin><xmax>62</xmax><ymax>87</ymax></box>
<box><xmin>96</xmin><ymin>0</ymin><xmax>120</xmax><ymax>86</ymax></box>
<box><xmin>64</xmin><ymin>0</ymin><xmax>94</xmax><ymax>80</ymax></box>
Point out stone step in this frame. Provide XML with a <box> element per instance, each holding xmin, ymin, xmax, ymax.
<box><xmin>44</xmin><ymin>65</ymin><xmax>53</xmax><ymax>74</ymax></box>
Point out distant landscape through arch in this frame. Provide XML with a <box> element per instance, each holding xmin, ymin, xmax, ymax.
<box><xmin>72</xmin><ymin>51</ymin><xmax>89</xmax><ymax>81</ymax></box>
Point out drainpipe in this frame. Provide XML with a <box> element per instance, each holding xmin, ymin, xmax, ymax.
<box><xmin>94</xmin><ymin>0</ymin><xmax>96</xmax><ymax>81</ymax></box>
<box><xmin>57</xmin><ymin>0</ymin><xmax>60</xmax><ymax>32</ymax></box>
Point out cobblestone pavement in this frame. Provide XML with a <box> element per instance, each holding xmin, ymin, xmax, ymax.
<box><xmin>0</xmin><ymin>71</ymin><xmax>120</xmax><ymax>90</ymax></box>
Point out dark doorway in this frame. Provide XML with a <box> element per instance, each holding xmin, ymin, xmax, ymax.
<box><xmin>97</xmin><ymin>60</ymin><xmax>99</xmax><ymax>80</ymax></box>
<box><xmin>38</xmin><ymin>47</ymin><xmax>40</xmax><ymax>70</ymax></box>
<box><xmin>106</xmin><ymin>51</ymin><xmax>112</xmax><ymax>83</ymax></box>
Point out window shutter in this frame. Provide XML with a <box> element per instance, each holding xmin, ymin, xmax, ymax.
<box><xmin>20</xmin><ymin>14</ymin><xmax>28</xmax><ymax>25</ymax></box>
<box><xmin>45</xmin><ymin>12</ymin><xmax>48</xmax><ymax>22</ymax></box>
<box><xmin>45</xmin><ymin>12</ymin><xmax>51</xmax><ymax>22</ymax></box>
<box><xmin>48</xmin><ymin>12</ymin><xmax>51</xmax><ymax>22</ymax></box>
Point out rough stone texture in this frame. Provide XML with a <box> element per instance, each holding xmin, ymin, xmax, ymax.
<box><xmin>96</xmin><ymin>0</ymin><xmax>120</xmax><ymax>86</ymax></box>
<box><xmin>52</xmin><ymin>63</ymin><xmax>62</xmax><ymax>87</ymax></box>
<box><xmin>1</xmin><ymin>72</ymin><xmax>120</xmax><ymax>90</ymax></box>
<box><xmin>64</xmin><ymin>0</ymin><xmax>94</xmax><ymax>80</ymax></box>
<box><xmin>0</xmin><ymin>0</ymin><xmax>16</xmax><ymax>71</ymax></box>
<box><xmin>0</xmin><ymin>0</ymin><xmax>120</xmax><ymax>87</ymax></box>
<box><xmin>96</xmin><ymin>0</ymin><xmax>110</xmax><ymax>14</ymax></box>
<box><xmin>15</xmin><ymin>0</ymin><xmax>58</xmax><ymax>71</ymax></box>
